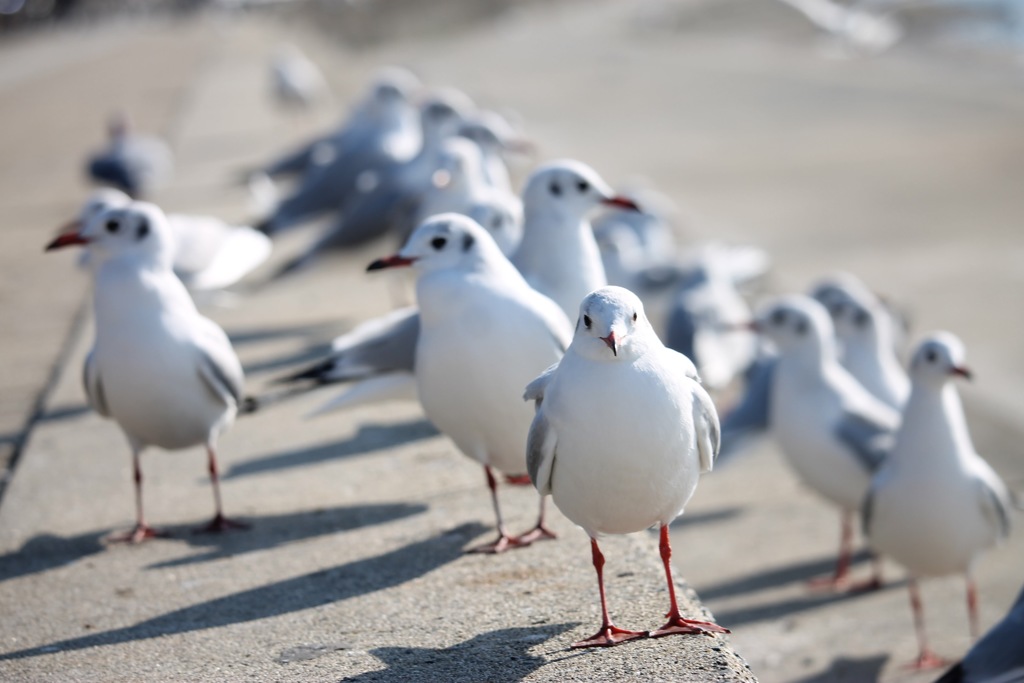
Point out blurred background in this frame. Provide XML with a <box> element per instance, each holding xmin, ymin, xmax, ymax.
<box><xmin>0</xmin><ymin>1</ymin><xmax>1022</xmax><ymax>682</ymax></box>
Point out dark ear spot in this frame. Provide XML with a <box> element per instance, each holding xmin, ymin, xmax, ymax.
<box><xmin>549</xmin><ymin>181</ymin><xmax>562</xmax><ymax>197</ymax></box>
<box><xmin>795</xmin><ymin>319</ymin><xmax>808</xmax><ymax>335</ymax></box>
<box><xmin>105</xmin><ymin>219</ymin><xmax>119</xmax><ymax>234</ymax></box>
<box><xmin>854</xmin><ymin>310</ymin><xmax>870</xmax><ymax>327</ymax></box>
<box><xmin>461</xmin><ymin>232</ymin><xmax>474</xmax><ymax>252</ymax></box>
<box><xmin>136</xmin><ymin>219</ymin><xmax>149</xmax><ymax>240</ymax></box>
<box><xmin>771</xmin><ymin>309</ymin><xmax>786</xmax><ymax>326</ymax></box>
<box><xmin>925</xmin><ymin>349</ymin><xmax>937</xmax><ymax>363</ymax></box>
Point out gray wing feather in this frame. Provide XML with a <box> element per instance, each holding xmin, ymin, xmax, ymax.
<box><xmin>834</xmin><ymin>410</ymin><xmax>894</xmax><ymax>473</ymax></box>
<box><xmin>692</xmin><ymin>384</ymin><xmax>721</xmax><ymax>473</ymax></box>
<box><xmin>82</xmin><ymin>351</ymin><xmax>110</xmax><ymax>417</ymax></box>
<box><xmin>976</xmin><ymin>474</ymin><xmax>1012</xmax><ymax>542</ymax></box>
<box><xmin>194</xmin><ymin>319</ymin><xmax>245</xmax><ymax>407</ymax></box>
<box><xmin>526</xmin><ymin>408</ymin><xmax>557</xmax><ymax>496</ymax></box>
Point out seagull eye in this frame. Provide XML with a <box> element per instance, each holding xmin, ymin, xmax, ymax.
<box><xmin>794</xmin><ymin>320</ymin><xmax>808</xmax><ymax>335</ymax></box>
<box><xmin>925</xmin><ymin>349</ymin><xmax>937</xmax><ymax>363</ymax></box>
<box><xmin>771</xmin><ymin>309</ymin><xmax>786</xmax><ymax>326</ymax></box>
<box><xmin>583</xmin><ymin>315</ymin><xmax>592</xmax><ymax>329</ymax></box>
<box><xmin>549</xmin><ymin>181</ymin><xmax>562</xmax><ymax>197</ymax></box>
<box><xmin>105</xmin><ymin>219</ymin><xmax>119</xmax><ymax>234</ymax></box>
<box><xmin>632</xmin><ymin>312</ymin><xmax>637</xmax><ymax>322</ymax></box>
<box><xmin>136</xmin><ymin>219</ymin><xmax>149</xmax><ymax>240</ymax></box>
<box><xmin>431</xmin><ymin>236</ymin><xmax>447</xmax><ymax>250</ymax></box>
<box><xmin>854</xmin><ymin>310</ymin><xmax>870</xmax><ymax>327</ymax></box>
<box><xmin>491</xmin><ymin>216</ymin><xmax>502</xmax><ymax>230</ymax></box>
<box><xmin>577</xmin><ymin>180</ymin><xmax>590</xmax><ymax>193</ymax></box>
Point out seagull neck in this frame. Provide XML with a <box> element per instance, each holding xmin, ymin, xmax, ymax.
<box><xmin>900</xmin><ymin>382</ymin><xmax>975</xmax><ymax>467</ymax></box>
<box><xmin>93</xmin><ymin>261</ymin><xmax>194</xmax><ymax>323</ymax></box>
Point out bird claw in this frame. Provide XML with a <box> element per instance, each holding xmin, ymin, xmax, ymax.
<box><xmin>466</xmin><ymin>532</ymin><xmax>525</xmax><ymax>554</ymax></box>
<box><xmin>515</xmin><ymin>523</ymin><xmax>558</xmax><ymax>546</ymax></box>
<box><xmin>571</xmin><ymin>624</ymin><xmax>647</xmax><ymax>648</ymax></box>
<box><xmin>105</xmin><ymin>524</ymin><xmax>170</xmax><ymax>544</ymax></box>
<box><xmin>905</xmin><ymin>650</ymin><xmax>948</xmax><ymax>671</ymax></box>
<box><xmin>194</xmin><ymin>514</ymin><xmax>249</xmax><ymax>534</ymax></box>
<box><xmin>649</xmin><ymin>615</ymin><xmax>730</xmax><ymax>638</ymax></box>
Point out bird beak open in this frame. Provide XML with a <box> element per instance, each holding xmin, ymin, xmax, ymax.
<box><xmin>951</xmin><ymin>366</ymin><xmax>973</xmax><ymax>381</ymax></box>
<box><xmin>600</xmin><ymin>331</ymin><xmax>618</xmax><ymax>356</ymax></box>
<box><xmin>45</xmin><ymin>229</ymin><xmax>89</xmax><ymax>251</ymax></box>
<box><xmin>601</xmin><ymin>196</ymin><xmax>641</xmax><ymax>212</ymax></box>
<box><xmin>366</xmin><ymin>254</ymin><xmax>417</xmax><ymax>271</ymax></box>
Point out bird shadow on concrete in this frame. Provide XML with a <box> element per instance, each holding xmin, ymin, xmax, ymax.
<box><xmin>146</xmin><ymin>501</ymin><xmax>428</xmax><ymax>569</ymax></box>
<box><xmin>223</xmin><ymin>418</ymin><xmax>439</xmax><ymax>480</ymax></box>
<box><xmin>670</xmin><ymin>506</ymin><xmax>745</xmax><ymax>529</ymax></box>
<box><xmin>0</xmin><ymin>502</ymin><xmax>427</xmax><ymax>582</ymax></box>
<box><xmin>789</xmin><ymin>654</ymin><xmax>889</xmax><ymax>683</ymax></box>
<box><xmin>334</xmin><ymin>623</ymin><xmax>577</xmax><ymax>683</ymax></box>
<box><xmin>0</xmin><ymin>522</ymin><xmax>487</xmax><ymax>662</ymax></box>
<box><xmin>698</xmin><ymin>550</ymin><xmax>873</xmax><ymax>601</ymax></box>
<box><xmin>0</xmin><ymin>531</ymin><xmax>106</xmax><ymax>583</ymax></box>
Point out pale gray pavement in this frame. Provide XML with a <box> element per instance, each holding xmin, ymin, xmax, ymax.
<box><xmin>1</xmin><ymin>2</ymin><xmax>1024</xmax><ymax>682</ymax></box>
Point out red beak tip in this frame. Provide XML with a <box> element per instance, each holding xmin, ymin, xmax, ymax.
<box><xmin>366</xmin><ymin>255</ymin><xmax>416</xmax><ymax>272</ymax></box>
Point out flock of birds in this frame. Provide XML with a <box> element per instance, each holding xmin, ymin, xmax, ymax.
<box><xmin>48</xmin><ymin>58</ymin><xmax>1021</xmax><ymax>677</ymax></box>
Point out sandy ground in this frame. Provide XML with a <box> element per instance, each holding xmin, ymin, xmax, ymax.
<box><xmin>0</xmin><ymin>1</ymin><xmax>1022</xmax><ymax>681</ymax></box>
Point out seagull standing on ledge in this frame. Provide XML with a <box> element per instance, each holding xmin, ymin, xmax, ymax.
<box><xmin>525</xmin><ymin>286</ymin><xmax>728</xmax><ymax>648</ymax></box>
<box><xmin>864</xmin><ymin>332</ymin><xmax>1011</xmax><ymax>670</ymax></box>
<box><xmin>368</xmin><ymin>213</ymin><xmax>572</xmax><ymax>553</ymax></box>
<box><xmin>46</xmin><ymin>202</ymin><xmax>248</xmax><ymax>542</ymax></box>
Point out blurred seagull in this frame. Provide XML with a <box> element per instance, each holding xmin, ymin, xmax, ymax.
<box><xmin>86</xmin><ymin>112</ymin><xmax>173</xmax><ymax>199</ymax></box>
<box><xmin>46</xmin><ymin>202</ymin><xmax>248</xmax><ymax>542</ymax></box>
<box><xmin>935</xmin><ymin>581</ymin><xmax>1024</xmax><ymax>683</ymax></box>
<box><xmin>269</xmin><ymin>44</ymin><xmax>329</xmax><ymax>109</ymax></box>
<box><xmin>755</xmin><ymin>295</ymin><xmax>898</xmax><ymax>589</ymax></box>
<box><xmin>513</xmin><ymin>160</ymin><xmax>639</xmax><ymax>319</ymax></box>
<box><xmin>864</xmin><ymin>332</ymin><xmax>1012</xmax><ymax>670</ymax></box>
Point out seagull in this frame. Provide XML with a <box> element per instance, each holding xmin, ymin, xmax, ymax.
<box><xmin>86</xmin><ymin>112</ymin><xmax>173</xmax><ymax>199</ymax></box>
<box><xmin>513</xmin><ymin>160</ymin><xmax>639</xmax><ymax>319</ymax></box>
<box><xmin>269</xmin><ymin>44</ymin><xmax>329</xmax><ymax>109</ymax></box>
<box><xmin>755</xmin><ymin>295</ymin><xmax>899</xmax><ymax>589</ymax></box>
<box><xmin>864</xmin><ymin>332</ymin><xmax>1012</xmax><ymax>670</ymax></box>
<box><xmin>524</xmin><ymin>286</ymin><xmax>727</xmax><ymax>648</ymax></box>
<box><xmin>367</xmin><ymin>213</ymin><xmax>572</xmax><ymax>553</ymax></box>
<box><xmin>810</xmin><ymin>273</ymin><xmax>909</xmax><ymax>411</ymax></box>
<box><xmin>64</xmin><ymin>189</ymin><xmax>272</xmax><ymax>293</ymax></box>
<box><xmin>46</xmin><ymin>201</ymin><xmax>248</xmax><ymax>543</ymax></box>
<box><xmin>935</xmin><ymin>581</ymin><xmax>1024</xmax><ymax>683</ymax></box>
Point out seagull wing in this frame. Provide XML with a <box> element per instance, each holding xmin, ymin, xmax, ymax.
<box><xmin>691</xmin><ymin>382</ymin><xmax>721</xmax><ymax>473</ymax></box>
<box><xmin>526</xmin><ymin>406</ymin><xmax>558</xmax><ymax>496</ymax></box>
<box><xmin>193</xmin><ymin>317</ymin><xmax>244</xmax><ymax>408</ymax></box>
<box><xmin>82</xmin><ymin>350</ymin><xmax>110</xmax><ymax>417</ymax></box>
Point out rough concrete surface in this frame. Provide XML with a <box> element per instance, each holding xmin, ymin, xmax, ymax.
<box><xmin>1</xmin><ymin>1</ymin><xmax>1023</xmax><ymax>681</ymax></box>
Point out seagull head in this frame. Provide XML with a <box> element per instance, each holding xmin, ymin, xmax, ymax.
<box><xmin>910</xmin><ymin>332</ymin><xmax>972</xmax><ymax>387</ymax></box>
<box><xmin>419</xmin><ymin>88</ymin><xmax>473</xmax><ymax>141</ymax></box>
<box><xmin>369</xmin><ymin>66</ymin><xmax>420</xmax><ymax>104</ymax></box>
<box><xmin>522</xmin><ymin>160</ymin><xmax>641</xmax><ymax>222</ymax></box>
<box><xmin>571</xmin><ymin>286</ymin><xmax>652</xmax><ymax>362</ymax></box>
<box><xmin>46</xmin><ymin>201</ymin><xmax>174</xmax><ymax>271</ymax></box>
<box><xmin>367</xmin><ymin>213</ymin><xmax>499</xmax><ymax>275</ymax></box>
<box><xmin>53</xmin><ymin>188</ymin><xmax>131</xmax><ymax>242</ymax></box>
<box><xmin>810</xmin><ymin>272</ymin><xmax>883</xmax><ymax>345</ymax></box>
<box><xmin>467</xmin><ymin>198</ymin><xmax>523</xmax><ymax>258</ymax></box>
<box><xmin>752</xmin><ymin>295</ymin><xmax>836</xmax><ymax>361</ymax></box>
